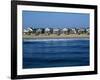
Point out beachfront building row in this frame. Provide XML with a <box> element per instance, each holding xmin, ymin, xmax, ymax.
<box><xmin>23</xmin><ymin>27</ymin><xmax>89</xmax><ymax>35</ymax></box>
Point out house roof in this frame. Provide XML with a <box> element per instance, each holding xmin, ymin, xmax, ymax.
<box><xmin>53</xmin><ymin>28</ymin><xmax>59</xmax><ymax>31</ymax></box>
<box><xmin>37</xmin><ymin>28</ymin><xmax>42</xmax><ymax>31</ymax></box>
<box><xmin>62</xmin><ymin>28</ymin><xmax>68</xmax><ymax>31</ymax></box>
<box><xmin>24</xmin><ymin>29</ymin><xmax>28</xmax><ymax>32</ymax></box>
<box><xmin>27</xmin><ymin>27</ymin><xmax>33</xmax><ymax>31</ymax></box>
<box><xmin>45</xmin><ymin>28</ymin><xmax>50</xmax><ymax>31</ymax></box>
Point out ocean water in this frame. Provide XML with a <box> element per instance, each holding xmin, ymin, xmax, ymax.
<box><xmin>23</xmin><ymin>38</ymin><xmax>89</xmax><ymax>69</ymax></box>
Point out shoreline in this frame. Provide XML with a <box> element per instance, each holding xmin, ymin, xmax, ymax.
<box><xmin>23</xmin><ymin>38</ymin><xmax>89</xmax><ymax>42</ymax></box>
<box><xmin>23</xmin><ymin>34</ymin><xmax>89</xmax><ymax>40</ymax></box>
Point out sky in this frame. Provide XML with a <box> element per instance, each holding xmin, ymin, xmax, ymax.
<box><xmin>22</xmin><ymin>11</ymin><xmax>90</xmax><ymax>29</ymax></box>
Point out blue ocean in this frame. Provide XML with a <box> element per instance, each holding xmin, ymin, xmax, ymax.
<box><xmin>23</xmin><ymin>38</ymin><xmax>89</xmax><ymax>69</ymax></box>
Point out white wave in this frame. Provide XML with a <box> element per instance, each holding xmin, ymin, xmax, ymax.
<box><xmin>23</xmin><ymin>38</ymin><xmax>89</xmax><ymax>42</ymax></box>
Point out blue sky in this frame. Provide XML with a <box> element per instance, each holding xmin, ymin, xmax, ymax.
<box><xmin>22</xmin><ymin>11</ymin><xmax>90</xmax><ymax>29</ymax></box>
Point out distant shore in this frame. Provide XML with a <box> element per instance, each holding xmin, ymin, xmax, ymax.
<box><xmin>23</xmin><ymin>34</ymin><xmax>89</xmax><ymax>39</ymax></box>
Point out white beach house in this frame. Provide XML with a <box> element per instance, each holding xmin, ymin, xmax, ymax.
<box><xmin>27</xmin><ymin>27</ymin><xmax>34</xmax><ymax>32</ymax></box>
<box><xmin>62</xmin><ymin>28</ymin><xmax>69</xmax><ymax>34</ymax></box>
<box><xmin>78</xmin><ymin>28</ymin><xmax>85</xmax><ymax>34</ymax></box>
<box><xmin>53</xmin><ymin>28</ymin><xmax>60</xmax><ymax>35</ymax></box>
<box><xmin>35</xmin><ymin>28</ymin><xmax>42</xmax><ymax>35</ymax></box>
<box><xmin>23</xmin><ymin>29</ymin><xmax>28</xmax><ymax>34</ymax></box>
<box><xmin>86</xmin><ymin>28</ymin><xmax>89</xmax><ymax>35</ymax></box>
<box><xmin>70</xmin><ymin>28</ymin><xmax>77</xmax><ymax>34</ymax></box>
<box><xmin>45</xmin><ymin>28</ymin><xmax>50</xmax><ymax>35</ymax></box>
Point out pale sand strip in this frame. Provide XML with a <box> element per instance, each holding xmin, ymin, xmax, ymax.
<box><xmin>23</xmin><ymin>34</ymin><xmax>89</xmax><ymax>39</ymax></box>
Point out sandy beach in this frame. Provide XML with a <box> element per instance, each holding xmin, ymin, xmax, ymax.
<box><xmin>23</xmin><ymin>34</ymin><xmax>89</xmax><ymax>39</ymax></box>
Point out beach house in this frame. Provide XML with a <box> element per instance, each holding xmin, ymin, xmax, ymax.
<box><xmin>77</xmin><ymin>28</ymin><xmax>86</xmax><ymax>34</ymax></box>
<box><xmin>62</xmin><ymin>28</ymin><xmax>69</xmax><ymax>34</ymax></box>
<box><xmin>23</xmin><ymin>29</ymin><xmax>28</xmax><ymax>35</ymax></box>
<box><xmin>86</xmin><ymin>28</ymin><xmax>89</xmax><ymax>35</ymax></box>
<box><xmin>53</xmin><ymin>28</ymin><xmax>60</xmax><ymax>35</ymax></box>
<box><xmin>45</xmin><ymin>28</ymin><xmax>50</xmax><ymax>35</ymax></box>
<box><xmin>69</xmin><ymin>28</ymin><xmax>78</xmax><ymax>34</ymax></box>
<box><xmin>27</xmin><ymin>27</ymin><xmax>34</xmax><ymax>34</ymax></box>
<box><xmin>35</xmin><ymin>28</ymin><xmax>42</xmax><ymax>35</ymax></box>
